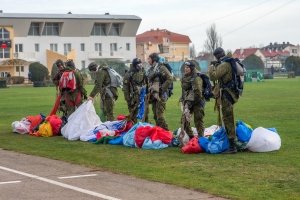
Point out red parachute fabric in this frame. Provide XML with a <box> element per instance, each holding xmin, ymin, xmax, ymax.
<box><xmin>150</xmin><ymin>126</ymin><xmax>173</xmax><ymax>145</ymax></box>
<box><xmin>135</xmin><ymin>126</ymin><xmax>153</xmax><ymax>148</ymax></box>
<box><xmin>26</xmin><ymin>115</ymin><xmax>43</xmax><ymax>133</ymax></box>
<box><xmin>181</xmin><ymin>137</ymin><xmax>203</xmax><ymax>154</ymax></box>
<box><xmin>46</xmin><ymin>115</ymin><xmax>62</xmax><ymax>136</ymax></box>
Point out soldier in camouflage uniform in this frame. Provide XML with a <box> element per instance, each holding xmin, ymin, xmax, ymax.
<box><xmin>59</xmin><ymin>59</ymin><xmax>87</xmax><ymax>118</ymax></box>
<box><xmin>208</xmin><ymin>47</ymin><xmax>239</xmax><ymax>153</ymax></box>
<box><xmin>147</xmin><ymin>53</ymin><xmax>173</xmax><ymax>130</ymax></box>
<box><xmin>180</xmin><ymin>61</ymin><xmax>205</xmax><ymax>138</ymax></box>
<box><xmin>88</xmin><ymin>62</ymin><xmax>118</xmax><ymax>121</ymax></box>
<box><xmin>123</xmin><ymin>58</ymin><xmax>147</xmax><ymax>123</ymax></box>
<box><xmin>52</xmin><ymin>59</ymin><xmax>65</xmax><ymax>94</ymax></box>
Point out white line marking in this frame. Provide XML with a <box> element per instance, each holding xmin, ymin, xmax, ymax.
<box><xmin>0</xmin><ymin>166</ymin><xmax>121</xmax><ymax>200</ymax></box>
<box><xmin>0</xmin><ymin>180</ymin><xmax>21</xmax><ymax>185</ymax></box>
<box><xmin>58</xmin><ymin>174</ymin><xmax>97</xmax><ymax>179</ymax></box>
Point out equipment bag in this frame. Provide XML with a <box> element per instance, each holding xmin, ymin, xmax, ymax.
<box><xmin>59</xmin><ymin>70</ymin><xmax>77</xmax><ymax>90</ymax></box>
<box><xmin>107</xmin><ymin>68</ymin><xmax>123</xmax><ymax>88</ymax></box>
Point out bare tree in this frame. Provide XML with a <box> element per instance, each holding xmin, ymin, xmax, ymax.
<box><xmin>204</xmin><ymin>23</ymin><xmax>222</xmax><ymax>59</ymax></box>
<box><xmin>189</xmin><ymin>44</ymin><xmax>197</xmax><ymax>59</ymax></box>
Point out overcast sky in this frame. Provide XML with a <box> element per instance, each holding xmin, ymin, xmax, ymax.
<box><xmin>1</xmin><ymin>0</ymin><xmax>299</xmax><ymax>53</ymax></box>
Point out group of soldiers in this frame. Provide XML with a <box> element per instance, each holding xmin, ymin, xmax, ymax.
<box><xmin>52</xmin><ymin>47</ymin><xmax>239</xmax><ymax>154</ymax></box>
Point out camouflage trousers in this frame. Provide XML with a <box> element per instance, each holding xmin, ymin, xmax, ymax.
<box><xmin>181</xmin><ymin>104</ymin><xmax>205</xmax><ymax>137</ymax></box>
<box><xmin>151</xmin><ymin>98</ymin><xmax>168</xmax><ymax>130</ymax></box>
<box><xmin>100</xmin><ymin>94</ymin><xmax>115</xmax><ymax>122</ymax></box>
<box><xmin>59</xmin><ymin>90</ymin><xmax>82</xmax><ymax>118</ymax></box>
<box><xmin>221</xmin><ymin>92</ymin><xmax>236</xmax><ymax>139</ymax></box>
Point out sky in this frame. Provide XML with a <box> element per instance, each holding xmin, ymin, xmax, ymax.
<box><xmin>1</xmin><ymin>0</ymin><xmax>299</xmax><ymax>54</ymax></box>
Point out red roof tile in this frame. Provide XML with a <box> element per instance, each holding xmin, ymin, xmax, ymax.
<box><xmin>233</xmin><ymin>48</ymin><xmax>258</xmax><ymax>59</ymax></box>
<box><xmin>136</xmin><ymin>29</ymin><xmax>191</xmax><ymax>44</ymax></box>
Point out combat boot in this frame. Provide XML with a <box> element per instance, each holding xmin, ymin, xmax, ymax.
<box><xmin>223</xmin><ymin>138</ymin><xmax>237</xmax><ymax>154</ymax></box>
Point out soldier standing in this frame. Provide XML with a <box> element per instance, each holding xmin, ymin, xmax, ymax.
<box><xmin>123</xmin><ymin>58</ymin><xmax>148</xmax><ymax>123</ymax></box>
<box><xmin>180</xmin><ymin>61</ymin><xmax>205</xmax><ymax>139</ymax></box>
<box><xmin>88</xmin><ymin>62</ymin><xmax>118</xmax><ymax>121</ymax></box>
<box><xmin>52</xmin><ymin>59</ymin><xmax>65</xmax><ymax>95</ymax></box>
<box><xmin>59</xmin><ymin>59</ymin><xmax>86</xmax><ymax>118</ymax></box>
<box><xmin>147</xmin><ymin>53</ymin><xmax>173</xmax><ymax>130</ymax></box>
<box><xmin>208</xmin><ymin>47</ymin><xmax>239</xmax><ymax>154</ymax></box>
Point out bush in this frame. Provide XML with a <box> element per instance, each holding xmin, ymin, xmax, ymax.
<box><xmin>11</xmin><ymin>76</ymin><xmax>25</xmax><ymax>84</ymax></box>
<box><xmin>29</xmin><ymin>62</ymin><xmax>49</xmax><ymax>82</ymax></box>
<box><xmin>33</xmin><ymin>81</ymin><xmax>47</xmax><ymax>87</ymax></box>
<box><xmin>263</xmin><ymin>74</ymin><xmax>273</xmax><ymax>79</ymax></box>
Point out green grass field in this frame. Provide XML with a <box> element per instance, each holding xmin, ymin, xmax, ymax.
<box><xmin>0</xmin><ymin>78</ymin><xmax>299</xmax><ymax>200</ymax></box>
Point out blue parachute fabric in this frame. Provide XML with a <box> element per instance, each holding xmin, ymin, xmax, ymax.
<box><xmin>136</xmin><ymin>86</ymin><xmax>147</xmax><ymax>120</ymax></box>
<box><xmin>236</xmin><ymin>120</ymin><xmax>253</xmax><ymax>142</ymax></box>
<box><xmin>207</xmin><ymin>127</ymin><xmax>229</xmax><ymax>154</ymax></box>
<box><xmin>199</xmin><ymin>137</ymin><xmax>209</xmax><ymax>153</ymax></box>
<box><xmin>267</xmin><ymin>128</ymin><xmax>278</xmax><ymax>133</ymax></box>
<box><xmin>108</xmin><ymin>133</ymin><xmax>125</xmax><ymax>145</ymax></box>
<box><xmin>142</xmin><ymin>137</ymin><xmax>168</xmax><ymax>149</ymax></box>
<box><xmin>123</xmin><ymin>122</ymin><xmax>153</xmax><ymax>147</ymax></box>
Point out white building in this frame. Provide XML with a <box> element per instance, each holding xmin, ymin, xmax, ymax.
<box><xmin>0</xmin><ymin>12</ymin><xmax>141</xmax><ymax>78</ymax></box>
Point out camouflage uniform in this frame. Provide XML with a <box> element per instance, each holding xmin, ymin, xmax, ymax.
<box><xmin>181</xmin><ymin>70</ymin><xmax>205</xmax><ymax>137</ymax></box>
<box><xmin>59</xmin><ymin>66</ymin><xmax>86</xmax><ymax>118</ymax></box>
<box><xmin>90</xmin><ymin>65</ymin><xmax>118</xmax><ymax>121</ymax></box>
<box><xmin>208</xmin><ymin>57</ymin><xmax>239</xmax><ymax>140</ymax></box>
<box><xmin>123</xmin><ymin>67</ymin><xmax>147</xmax><ymax>123</ymax></box>
<box><xmin>147</xmin><ymin>63</ymin><xmax>173</xmax><ymax>130</ymax></box>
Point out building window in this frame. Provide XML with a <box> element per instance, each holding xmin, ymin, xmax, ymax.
<box><xmin>34</xmin><ymin>43</ymin><xmax>39</xmax><ymax>52</ymax></box>
<box><xmin>64</xmin><ymin>43</ymin><xmax>71</xmax><ymax>55</ymax></box>
<box><xmin>126</xmin><ymin>43</ymin><xmax>130</xmax><ymax>51</ymax></box>
<box><xmin>109</xmin><ymin>23</ymin><xmax>122</xmax><ymax>36</ymax></box>
<box><xmin>28</xmin><ymin>23</ymin><xmax>40</xmax><ymax>36</ymax></box>
<box><xmin>95</xmin><ymin>43</ymin><xmax>102</xmax><ymax>56</ymax></box>
<box><xmin>81</xmin><ymin>60</ymin><xmax>86</xmax><ymax>68</ymax></box>
<box><xmin>110</xmin><ymin>43</ymin><xmax>117</xmax><ymax>56</ymax></box>
<box><xmin>292</xmin><ymin>49</ymin><xmax>297</xmax><ymax>54</ymax></box>
<box><xmin>15</xmin><ymin>44</ymin><xmax>23</xmax><ymax>52</ymax></box>
<box><xmin>80</xmin><ymin>43</ymin><xmax>85</xmax><ymax>51</ymax></box>
<box><xmin>42</xmin><ymin>22</ymin><xmax>60</xmax><ymax>36</ymax></box>
<box><xmin>16</xmin><ymin>66</ymin><xmax>24</xmax><ymax>72</ymax></box>
<box><xmin>91</xmin><ymin>23</ymin><xmax>107</xmax><ymax>36</ymax></box>
<box><xmin>0</xmin><ymin>28</ymin><xmax>10</xmax><ymax>58</ymax></box>
<box><xmin>50</xmin><ymin>43</ymin><xmax>58</xmax><ymax>52</ymax></box>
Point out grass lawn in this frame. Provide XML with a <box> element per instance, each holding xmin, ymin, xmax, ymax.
<box><xmin>0</xmin><ymin>78</ymin><xmax>299</xmax><ymax>200</ymax></box>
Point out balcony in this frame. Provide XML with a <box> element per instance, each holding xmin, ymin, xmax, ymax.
<box><xmin>14</xmin><ymin>52</ymin><xmax>36</xmax><ymax>61</ymax></box>
<box><xmin>88</xmin><ymin>51</ymin><xmax>125</xmax><ymax>61</ymax></box>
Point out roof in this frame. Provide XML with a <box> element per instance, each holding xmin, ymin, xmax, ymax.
<box><xmin>260</xmin><ymin>49</ymin><xmax>290</xmax><ymax>58</ymax></box>
<box><xmin>0</xmin><ymin>12</ymin><xmax>141</xmax><ymax>20</ymax></box>
<box><xmin>233</xmin><ymin>48</ymin><xmax>258</xmax><ymax>59</ymax></box>
<box><xmin>263</xmin><ymin>42</ymin><xmax>295</xmax><ymax>50</ymax></box>
<box><xmin>136</xmin><ymin>29</ymin><xmax>191</xmax><ymax>44</ymax></box>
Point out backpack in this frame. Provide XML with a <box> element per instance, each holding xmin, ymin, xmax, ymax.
<box><xmin>191</xmin><ymin>72</ymin><xmax>214</xmax><ymax>101</ymax></box>
<box><xmin>59</xmin><ymin>70</ymin><xmax>77</xmax><ymax>91</ymax></box>
<box><xmin>160</xmin><ymin>62</ymin><xmax>174</xmax><ymax>97</ymax></box>
<box><xmin>106</xmin><ymin>67</ymin><xmax>123</xmax><ymax>88</ymax></box>
<box><xmin>223</xmin><ymin>57</ymin><xmax>246</xmax><ymax>96</ymax></box>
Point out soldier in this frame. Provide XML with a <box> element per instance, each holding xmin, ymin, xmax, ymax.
<box><xmin>59</xmin><ymin>59</ymin><xmax>86</xmax><ymax>118</ymax></box>
<box><xmin>180</xmin><ymin>61</ymin><xmax>205</xmax><ymax>139</ymax></box>
<box><xmin>147</xmin><ymin>53</ymin><xmax>173</xmax><ymax>130</ymax></box>
<box><xmin>123</xmin><ymin>58</ymin><xmax>148</xmax><ymax>123</ymax></box>
<box><xmin>52</xmin><ymin>59</ymin><xmax>65</xmax><ymax>94</ymax></box>
<box><xmin>88</xmin><ymin>62</ymin><xmax>118</xmax><ymax>121</ymax></box>
<box><xmin>208</xmin><ymin>47</ymin><xmax>239</xmax><ymax>154</ymax></box>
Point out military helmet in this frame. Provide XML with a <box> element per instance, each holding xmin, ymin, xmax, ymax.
<box><xmin>132</xmin><ymin>58</ymin><xmax>142</xmax><ymax>68</ymax></box>
<box><xmin>184</xmin><ymin>60</ymin><xmax>195</xmax><ymax>70</ymax></box>
<box><xmin>149</xmin><ymin>53</ymin><xmax>159</xmax><ymax>62</ymax></box>
<box><xmin>213</xmin><ymin>47</ymin><xmax>225</xmax><ymax>60</ymax></box>
<box><xmin>88</xmin><ymin>62</ymin><xmax>98</xmax><ymax>71</ymax></box>
<box><xmin>55</xmin><ymin>59</ymin><xmax>64</xmax><ymax>67</ymax></box>
<box><xmin>65</xmin><ymin>59</ymin><xmax>75</xmax><ymax>69</ymax></box>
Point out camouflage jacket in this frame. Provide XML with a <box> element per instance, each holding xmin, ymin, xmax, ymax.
<box><xmin>181</xmin><ymin>71</ymin><xmax>204</xmax><ymax>104</ymax></box>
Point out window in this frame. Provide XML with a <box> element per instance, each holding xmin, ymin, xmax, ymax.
<box><xmin>64</xmin><ymin>43</ymin><xmax>71</xmax><ymax>55</ymax></box>
<box><xmin>50</xmin><ymin>43</ymin><xmax>58</xmax><ymax>52</ymax></box>
<box><xmin>81</xmin><ymin>60</ymin><xmax>86</xmax><ymax>68</ymax></box>
<box><xmin>0</xmin><ymin>28</ymin><xmax>10</xmax><ymax>58</ymax></box>
<box><xmin>110</xmin><ymin>43</ymin><xmax>117</xmax><ymax>56</ymax></box>
<box><xmin>91</xmin><ymin>23</ymin><xmax>107</xmax><ymax>36</ymax></box>
<box><xmin>16</xmin><ymin>66</ymin><xmax>24</xmax><ymax>72</ymax></box>
<box><xmin>28</xmin><ymin>23</ymin><xmax>40</xmax><ymax>36</ymax></box>
<box><xmin>109</xmin><ymin>23</ymin><xmax>122</xmax><ymax>36</ymax></box>
<box><xmin>80</xmin><ymin>43</ymin><xmax>85</xmax><ymax>51</ymax></box>
<box><xmin>95</xmin><ymin>43</ymin><xmax>102</xmax><ymax>56</ymax></box>
<box><xmin>15</xmin><ymin>44</ymin><xmax>23</xmax><ymax>52</ymax></box>
<box><xmin>34</xmin><ymin>43</ymin><xmax>39</xmax><ymax>52</ymax></box>
<box><xmin>42</xmin><ymin>22</ymin><xmax>60</xmax><ymax>36</ymax></box>
<box><xmin>126</xmin><ymin>43</ymin><xmax>130</xmax><ymax>51</ymax></box>
<box><xmin>21</xmin><ymin>66</ymin><xmax>24</xmax><ymax>72</ymax></box>
<box><xmin>292</xmin><ymin>49</ymin><xmax>297</xmax><ymax>54</ymax></box>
